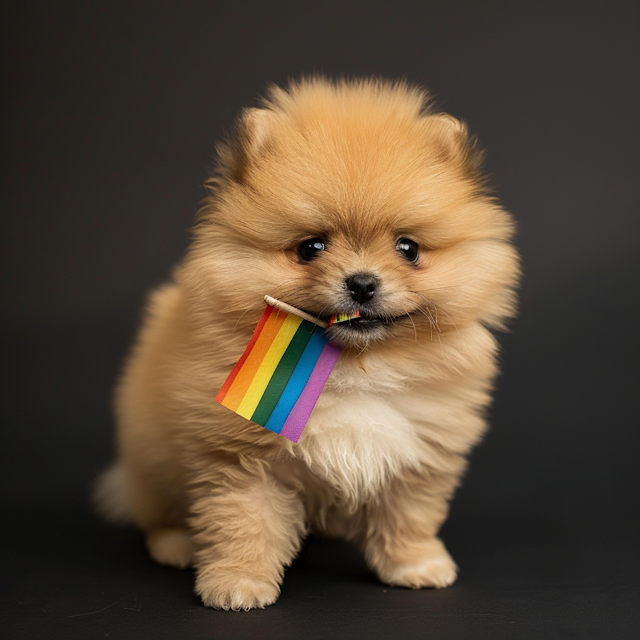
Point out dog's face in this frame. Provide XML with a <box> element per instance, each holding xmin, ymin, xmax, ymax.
<box><xmin>187</xmin><ymin>80</ymin><xmax>519</xmax><ymax>352</ymax></box>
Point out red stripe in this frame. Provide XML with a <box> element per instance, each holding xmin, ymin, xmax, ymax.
<box><xmin>215</xmin><ymin>305</ymin><xmax>274</xmax><ymax>403</ymax></box>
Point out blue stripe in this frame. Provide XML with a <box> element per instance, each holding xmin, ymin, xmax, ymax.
<box><xmin>264</xmin><ymin>330</ymin><xmax>329</xmax><ymax>434</ymax></box>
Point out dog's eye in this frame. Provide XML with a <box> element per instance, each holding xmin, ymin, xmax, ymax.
<box><xmin>396</xmin><ymin>238</ymin><xmax>419</xmax><ymax>263</ymax></box>
<box><xmin>298</xmin><ymin>238</ymin><xmax>326</xmax><ymax>262</ymax></box>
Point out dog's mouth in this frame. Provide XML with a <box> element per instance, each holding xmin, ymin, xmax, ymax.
<box><xmin>318</xmin><ymin>311</ymin><xmax>401</xmax><ymax>344</ymax></box>
<box><xmin>324</xmin><ymin>313</ymin><xmax>396</xmax><ymax>330</ymax></box>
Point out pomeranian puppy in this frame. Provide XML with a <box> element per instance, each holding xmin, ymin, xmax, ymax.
<box><xmin>94</xmin><ymin>78</ymin><xmax>520</xmax><ymax>611</ymax></box>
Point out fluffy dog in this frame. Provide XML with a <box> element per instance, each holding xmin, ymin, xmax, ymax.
<box><xmin>94</xmin><ymin>78</ymin><xmax>520</xmax><ymax>610</ymax></box>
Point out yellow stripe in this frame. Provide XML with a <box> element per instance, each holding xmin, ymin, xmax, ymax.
<box><xmin>236</xmin><ymin>314</ymin><xmax>303</xmax><ymax>419</ymax></box>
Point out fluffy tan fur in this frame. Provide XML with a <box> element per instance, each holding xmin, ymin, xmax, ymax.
<box><xmin>94</xmin><ymin>78</ymin><xmax>520</xmax><ymax>611</ymax></box>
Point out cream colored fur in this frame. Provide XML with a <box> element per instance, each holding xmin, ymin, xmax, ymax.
<box><xmin>94</xmin><ymin>78</ymin><xmax>520</xmax><ymax>611</ymax></box>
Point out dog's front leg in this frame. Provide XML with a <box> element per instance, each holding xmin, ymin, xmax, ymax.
<box><xmin>362</xmin><ymin>465</ymin><xmax>461</xmax><ymax>590</ymax></box>
<box><xmin>190</xmin><ymin>459</ymin><xmax>305</xmax><ymax>610</ymax></box>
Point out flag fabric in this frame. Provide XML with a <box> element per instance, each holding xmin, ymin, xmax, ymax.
<box><xmin>215</xmin><ymin>303</ymin><xmax>342</xmax><ymax>443</ymax></box>
<box><xmin>329</xmin><ymin>311</ymin><xmax>360</xmax><ymax>324</ymax></box>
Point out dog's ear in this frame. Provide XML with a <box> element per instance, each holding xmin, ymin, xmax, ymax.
<box><xmin>428</xmin><ymin>114</ymin><xmax>485</xmax><ymax>180</ymax></box>
<box><xmin>217</xmin><ymin>108</ymin><xmax>277</xmax><ymax>184</ymax></box>
<box><xmin>240</xmin><ymin>108</ymin><xmax>275</xmax><ymax>155</ymax></box>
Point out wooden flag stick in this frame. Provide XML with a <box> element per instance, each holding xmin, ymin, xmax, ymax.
<box><xmin>264</xmin><ymin>295</ymin><xmax>329</xmax><ymax>329</ymax></box>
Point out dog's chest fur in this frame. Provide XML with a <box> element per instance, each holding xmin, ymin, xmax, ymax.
<box><xmin>287</xmin><ymin>357</ymin><xmax>422</xmax><ymax>501</ymax></box>
<box><xmin>281</xmin><ymin>351</ymin><xmax>486</xmax><ymax>503</ymax></box>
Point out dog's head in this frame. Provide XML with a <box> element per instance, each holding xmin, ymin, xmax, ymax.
<box><xmin>186</xmin><ymin>79</ymin><xmax>520</xmax><ymax>352</ymax></box>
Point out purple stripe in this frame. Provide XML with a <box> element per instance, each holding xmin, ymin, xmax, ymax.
<box><xmin>279</xmin><ymin>340</ymin><xmax>342</xmax><ymax>443</ymax></box>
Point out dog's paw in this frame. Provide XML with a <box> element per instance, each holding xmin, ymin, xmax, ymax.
<box><xmin>146</xmin><ymin>528</ymin><xmax>195</xmax><ymax>569</ymax></box>
<box><xmin>195</xmin><ymin>571</ymin><xmax>280</xmax><ymax>611</ymax></box>
<box><xmin>376</xmin><ymin>539</ymin><xmax>458</xmax><ymax>589</ymax></box>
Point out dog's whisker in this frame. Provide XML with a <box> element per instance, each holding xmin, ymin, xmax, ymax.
<box><xmin>405</xmin><ymin>312</ymin><xmax>418</xmax><ymax>343</ymax></box>
<box><xmin>232</xmin><ymin>307</ymin><xmax>252</xmax><ymax>334</ymax></box>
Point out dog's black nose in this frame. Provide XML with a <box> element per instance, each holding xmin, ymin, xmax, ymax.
<box><xmin>345</xmin><ymin>273</ymin><xmax>377</xmax><ymax>304</ymax></box>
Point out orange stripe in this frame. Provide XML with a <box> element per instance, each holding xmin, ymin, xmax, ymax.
<box><xmin>215</xmin><ymin>305</ymin><xmax>274</xmax><ymax>403</ymax></box>
<box><xmin>221</xmin><ymin>309</ymin><xmax>288</xmax><ymax>411</ymax></box>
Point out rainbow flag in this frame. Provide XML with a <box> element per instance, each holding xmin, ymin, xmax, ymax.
<box><xmin>215</xmin><ymin>303</ymin><xmax>342</xmax><ymax>442</ymax></box>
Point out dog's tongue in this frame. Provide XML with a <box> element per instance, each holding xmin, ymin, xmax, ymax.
<box><xmin>329</xmin><ymin>311</ymin><xmax>361</xmax><ymax>324</ymax></box>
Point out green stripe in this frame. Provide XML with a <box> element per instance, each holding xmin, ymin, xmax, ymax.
<box><xmin>251</xmin><ymin>320</ymin><xmax>315</xmax><ymax>426</ymax></box>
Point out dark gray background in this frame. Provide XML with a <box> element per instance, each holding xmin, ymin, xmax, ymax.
<box><xmin>2</xmin><ymin>1</ymin><xmax>639</xmax><ymax>638</ymax></box>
